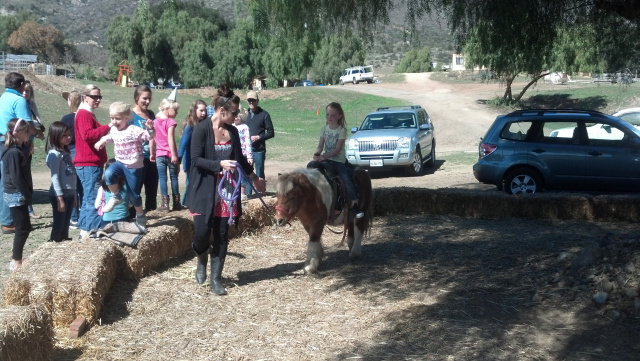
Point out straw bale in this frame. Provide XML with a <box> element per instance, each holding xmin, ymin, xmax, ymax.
<box><xmin>116</xmin><ymin>214</ymin><xmax>194</xmax><ymax>279</ymax></box>
<box><xmin>230</xmin><ymin>197</ymin><xmax>276</xmax><ymax>237</ymax></box>
<box><xmin>373</xmin><ymin>187</ymin><xmax>640</xmax><ymax>221</ymax></box>
<box><xmin>1</xmin><ymin>240</ymin><xmax>118</xmax><ymax>329</ymax></box>
<box><xmin>0</xmin><ymin>305</ymin><xmax>54</xmax><ymax>361</ymax></box>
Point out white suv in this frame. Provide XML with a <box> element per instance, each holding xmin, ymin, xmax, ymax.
<box><xmin>346</xmin><ymin>106</ymin><xmax>436</xmax><ymax>176</ymax></box>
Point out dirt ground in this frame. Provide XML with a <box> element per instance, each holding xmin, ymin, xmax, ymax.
<box><xmin>6</xmin><ymin>74</ymin><xmax>640</xmax><ymax>360</ymax></box>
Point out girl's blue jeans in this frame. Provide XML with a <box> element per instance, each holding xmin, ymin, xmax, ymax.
<box><xmin>156</xmin><ymin>156</ymin><xmax>180</xmax><ymax>196</ymax></box>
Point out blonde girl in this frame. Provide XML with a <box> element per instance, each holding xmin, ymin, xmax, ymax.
<box><xmin>312</xmin><ymin>102</ymin><xmax>364</xmax><ymax>219</ymax></box>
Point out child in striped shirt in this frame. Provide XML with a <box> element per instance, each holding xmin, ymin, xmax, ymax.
<box><xmin>94</xmin><ymin>102</ymin><xmax>155</xmax><ymax>228</ymax></box>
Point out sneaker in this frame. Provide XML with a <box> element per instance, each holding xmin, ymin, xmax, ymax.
<box><xmin>79</xmin><ymin>230</ymin><xmax>90</xmax><ymax>239</ymax></box>
<box><xmin>352</xmin><ymin>204</ymin><xmax>365</xmax><ymax>219</ymax></box>
<box><xmin>102</xmin><ymin>194</ymin><xmax>123</xmax><ymax>213</ymax></box>
<box><xmin>135</xmin><ymin>213</ymin><xmax>147</xmax><ymax>228</ymax></box>
<box><xmin>9</xmin><ymin>261</ymin><xmax>15</xmax><ymax>272</ymax></box>
<box><xmin>29</xmin><ymin>212</ymin><xmax>41</xmax><ymax>219</ymax></box>
<box><xmin>241</xmin><ymin>194</ymin><xmax>248</xmax><ymax>202</ymax></box>
<box><xmin>69</xmin><ymin>220</ymin><xmax>78</xmax><ymax>229</ymax></box>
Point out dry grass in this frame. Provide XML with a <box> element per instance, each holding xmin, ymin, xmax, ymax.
<box><xmin>0</xmin><ymin>305</ymin><xmax>54</xmax><ymax>361</ymax></box>
<box><xmin>1</xmin><ymin>240</ymin><xmax>119</xmax><ymax>329</ymax></box>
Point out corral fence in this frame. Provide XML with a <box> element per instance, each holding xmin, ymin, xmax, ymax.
<box><xmin>0</xmin><ymin>52</ymin><xmax>62</xmax><ymax>76</ymax></box>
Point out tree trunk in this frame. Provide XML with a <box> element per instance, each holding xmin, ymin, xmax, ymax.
<box><xmin>514</xmin><ymin>72</ymin><xmax>551</xmax><ymax>103</ymax></box>
<box><xmin>502</xmin><ymin>75</ymin><xmax>515</xmax><ymax>102</ymax></box>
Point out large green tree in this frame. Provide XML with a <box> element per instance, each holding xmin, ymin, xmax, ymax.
<box><xmin>394</xmin><ymin>47</ymin><xmax>432</xmax><ymax>73</ymax></box>
<box><xmin>252</xmin><ymin>0</ymin><xmax>640</xmax><ymax>101</ymax></box>
<box><xmin>105</xmin><ymin>0</ymin><xmax>226</xmax><ymax>87</ymax></box>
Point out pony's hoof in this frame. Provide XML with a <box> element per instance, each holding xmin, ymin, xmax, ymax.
<box><xmin>304</xmin><ymin>265</ymin><xmax>318</xmax><ymax>275</ymax></box>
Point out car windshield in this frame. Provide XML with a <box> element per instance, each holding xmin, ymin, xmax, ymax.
<box><xmin>360</xmin><ymin>114</ymin><xmax>417</xmax><ymax>130</ymax></box>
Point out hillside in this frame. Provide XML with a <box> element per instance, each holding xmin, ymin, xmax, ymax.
<box><xmin>1</xmin><ymin>0</ymin><xmax>455</xmax><ymax>68</ymax></box>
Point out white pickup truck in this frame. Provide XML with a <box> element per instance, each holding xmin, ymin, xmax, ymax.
<box><xmin>339</xmin><ymin>65</ymin><xmax>375</xmax><ymax>85</ymax></box>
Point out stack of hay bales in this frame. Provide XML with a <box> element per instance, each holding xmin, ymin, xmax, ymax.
<box><xmin>230</xmin><ymin>197</ymin><xmax>276</xmax><ymax>237</ymax></box>
<box><xmin>0</xmin><ymin>305</ymin><xmax>53</xmax><ymax>361</ymax></box>
<box><xmin>1</xmin><ymin>240</ymin><xmax>119</xmax><ymax>328</ymax></box>
<box><xmin>373</xmin><ymin>188</ymin><xmax>640</xmax><ymax>222</ymax></box>
<box><xmin>118</xmin><ymin>214</ymin><xmax>194</xmax><ymax>279</ymax></box>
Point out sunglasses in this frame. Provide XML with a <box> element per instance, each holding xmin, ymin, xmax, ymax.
<box><xmin>228</xmin><ymin>109</ymin><xmax>240</xmax><ymax>117</ymax></box>
<box><xmin>86</xmin><ymin>94</ymin><xmax>103</xmax><ymax>100</ymax></box>
<box><xmin>247</xmin><ymin>98</ymin><xmax>257</xmax><ymax>103</ymax></box>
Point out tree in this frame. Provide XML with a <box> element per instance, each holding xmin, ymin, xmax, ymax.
<box><xmin>0</xmin><ymin>12</ymin><xmax>38</xmax><ymax>52</ymax></box>
<box><xmin>312</xmin><ymin>31</ymin><xmax>367</xmax><ymax>85</ymax></box>
<box><xmin>8</xmin><ymin>21</ymin><xmax>66</xmax><ymax>63</ymax></box>
<box><xmin>394</xmin><ymin>47</ymin><xmax>432</xmax><ymax>73</ymax></box>
<box><xmin>253</xmin><ymin>0</ymin><xmax>640</xmax><ymax>101</ymax></box>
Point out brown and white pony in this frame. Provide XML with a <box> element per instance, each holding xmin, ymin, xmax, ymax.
<box><xmin>274</xmin><ymin>167</ymin><xmax>372</xmax><ymax>274</ymax></box>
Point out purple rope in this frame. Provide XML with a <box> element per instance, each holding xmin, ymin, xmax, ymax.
<box><xmin>217</xmin><ymin>167</ymin><xmax>242</xmax><ymax>225</ymax></box>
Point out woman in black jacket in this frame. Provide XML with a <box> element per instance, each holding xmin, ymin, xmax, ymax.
<box><xmin>184</xmin><ymin>84</ymin><xmax>265</xmax><ymax>295</ymax></box>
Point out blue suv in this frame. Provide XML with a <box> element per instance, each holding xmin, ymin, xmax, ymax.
<box><xmin>473</xmin><ymin>109</ymin><xmax>640</xmax><ymax>194</ymax></box>
<box><xmin>346</xmin><ymin>105</ymin><xmax>436</xmax><ymax>176</ymax></box>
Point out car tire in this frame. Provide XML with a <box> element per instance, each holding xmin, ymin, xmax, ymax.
<box><xmin>503</xmin><ymin>168</ymin><xmax>542</xmax><ymax>195</ymax></box>
<box><xmin>425</xmin><ymin>142</ymin><xmax>436</xmax><ymax>168</ymax></box>
<box><xmin>340</xmin><ymin>79</ymin><xmax>344</xmax><ymax>85</ymax></box>
<box><xmin>405</xmin><ymin>148</ymin><xmax>423</xmax><ymax>176</ymax></box>
<box><xmin>353</xmin><ymin>77</ymin><xmax>358</xmax><ymax>85</ymax></box>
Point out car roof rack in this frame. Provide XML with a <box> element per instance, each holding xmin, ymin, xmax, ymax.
<box><xmin>375</xmin><ymin>105</ymin><xmax>422</xmax><ymax>111</ymax></box>
<box><xmin>506</xmin><ymin>109</ymin><xmax>606</xmax><ymax>117</ymax></box>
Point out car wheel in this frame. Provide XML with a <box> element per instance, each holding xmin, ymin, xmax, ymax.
<box><xmin>340</xmin><ymin>79</ymin><xmax>344</xmax><ymax>85</ymax></box>
<box><xmin>425</xmin><ymin>142</ymin><xmax>436</xmax><ymax>168</ymax></box>
<box><xmin>353</xmin><ymin>77</ymin><xmax>358</xmax><ymax>85</ymax></box>
<box><xmin>503</xmin><ymin>168</ymin><xmax>542</xmax><ymax>195</ymax></box>
<box><xmin>405</xmin><ymin>148</ymin><xmax>423</xmax><ymax>176</ymax></box>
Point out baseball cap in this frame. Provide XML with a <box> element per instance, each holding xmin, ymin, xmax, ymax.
<box><xmin>246</xmin><ymin>90</ymin><xmax>259</xmax><ymax>101</ymax></box>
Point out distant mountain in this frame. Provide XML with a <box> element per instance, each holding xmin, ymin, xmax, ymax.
<box><xmin>2</xmin><ymin>0</ymin><xmax>454</xmax><ymax>66</ymax></box>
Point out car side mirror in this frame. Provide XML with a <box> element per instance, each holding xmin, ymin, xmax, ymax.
<box><xmin>420</xmin><ymin>123</ymin><xmax>431</xmax><ymax>130</ymax></box>
<box><xmin>351</xmin><ymin>127</ymin><xmax>358</xmax><ymax>133</ymax></box>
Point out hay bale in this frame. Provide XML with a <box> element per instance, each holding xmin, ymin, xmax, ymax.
<box><xmin>230</xmin><ymin>197</ymin><xmax>276</xmax><ymax>238</ymax></box>
<box><xmin>1</xmin><ymin>240</ymin><xmax>118</xmax><ymax>329</ymax></box>
<box><xmin>372</xmin><ymin>187</ymin><xmax>640</xmax><ymax>222</ymax></box>
<box><xmin>0</xmin><ymin>305</ymin><xmax>54</xmax><ymax>361</ymax></box>
<box><xmin>116</xmin><ymin>214</ymin><xmax>194</xmax><ymax>279</ymax></box>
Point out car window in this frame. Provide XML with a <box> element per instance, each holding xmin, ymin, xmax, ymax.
<box><xmin>618</xmin><ymin>113</ymin><xmax>640</xmax><ymax>126</ymax></box>
<box><xmin>418</xmin><ymin>111</ymin><xmax>426</xmax><ymax>125</ymax></box>
<box><xmin>538</xmin><ymin>121</ymin><xmax>581</xmax><ymax>144</ymax></box>
<box><xmin>361</xmin><ymin>116</ymin><xmax>385</xmax><ymax>130</ymax></box>
<box><xmin>584</xmin><ymin>121</ymin><xmax>627</xmax><ymax>147</ymax></box>
<box><xmin>500</xmin><ymin>121</ymin><xmax>532</xmax><ymax>141</ymax></box>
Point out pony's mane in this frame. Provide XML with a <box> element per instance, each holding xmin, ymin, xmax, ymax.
<box><xmin>276</xmin><ymin>168</ymin><xmax>333</xmax><ymax>218</ymax></box>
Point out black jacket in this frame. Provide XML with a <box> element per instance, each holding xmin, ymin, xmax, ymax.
<box><xmin>184</xmin><ymin>117</ymin><xmax>254</xmax><ymax>223</ymax></box>
<box><xmin>246</xmin><ymin>106</ymin><xmax>274</xmax><ymax>152</ymax></box>
<box><xmin>1</xmin><ymin>145</ymin><xmax>33</xmax><ymax>205</ymax></box>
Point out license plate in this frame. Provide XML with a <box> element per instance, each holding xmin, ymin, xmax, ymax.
<box><xmin>369</xmin><ymin>159</ymin><xmax>383</xmax><ymax>167</ymax></box>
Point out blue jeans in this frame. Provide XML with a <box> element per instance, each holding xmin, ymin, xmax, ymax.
<box><xmin>69</xmin><ymin>146</ymin><xmax>82</xmax><ymax>223</ymax></box>
<box><xmin>48</xmin><ymin>188</ymin><xmax>74</xmax><ymax>242</ymax></box>
<box><xmin>156</xmin><ymin>156</ymin><xmax>179</xmax><ymax>196</ymax></box>
<box><xmin>104</xmin><ymin>161</ymin><xmax>143</xmax><ymax>207</ymax></box>
<box><xmin>321</xmin><ymin>160</ymin><xmax>358</xmax><ymax>202</ymax></box>
<box><xmin>76</xmin><ymin>166</ymin><xmax>103</xmax><ymax>232</ymax></box>
<box><xmin>182</xmin><ymin>171</ymin><xmax>190</xmax><ymax>204</ymax></box>
<box><xmin>0</xmin><ymin>158</ymin><xmax>13</xmax><ymax>226</ymax></box>
<box><xmin>246</xmin><ymin>151</ymin><xmax>265</xmax><ymax>196</ymax></box>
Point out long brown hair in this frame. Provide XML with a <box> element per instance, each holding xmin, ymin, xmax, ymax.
<box><xmin>45</xmin><ymin>121</ymin><xmax>71</xmax><ymax>153</ymax></box>
<box><xmin>183</xmin><ymin>99</ymin><xmax>207</xmax><ymax>133</ymax></box>
<box><xmin>326</xmin><ymin>102</ymin><xmax>346</xmax><ymax>128</ymax></box>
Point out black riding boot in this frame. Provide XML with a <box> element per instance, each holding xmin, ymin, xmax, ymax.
<box><xmin>194</xmin><ymin>247</ymin><xmax>208</xmax><ymax>285</ymax></box>
<box><xmin>210</xmin><ymin>243</ymin><xmax>228</xmax><ymax>295</ymax></box>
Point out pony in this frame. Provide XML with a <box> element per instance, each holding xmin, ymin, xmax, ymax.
<box><xmin>274</xmin><ymin>167</ymin><xmax>373</xmax><ymax>274</ymax></box>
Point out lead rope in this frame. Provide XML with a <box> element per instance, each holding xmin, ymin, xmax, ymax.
<box><xmin>217</xmin><ymin>164</ymin><xmax>274</xmax><ymax>226</ymax></box>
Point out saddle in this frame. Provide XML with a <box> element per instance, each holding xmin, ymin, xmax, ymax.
<box><xmin>306</xmin><ymin>160</ymin><xmax>357</xmax><ymax>223</ymax></box>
